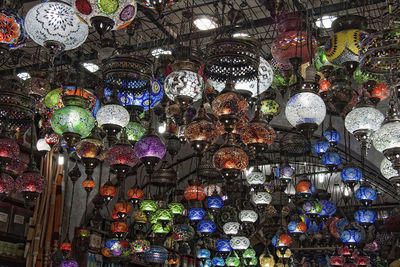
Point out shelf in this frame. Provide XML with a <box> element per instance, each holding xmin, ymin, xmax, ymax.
<box><xmin>0</xmin><ymin>254</ymin><xmax>26</xmax><ymax>266</ymax></box>
<box><xmin>0</xmin><ymin>231</ymin><xmax>26</xmax><ymax>243</ymax></box>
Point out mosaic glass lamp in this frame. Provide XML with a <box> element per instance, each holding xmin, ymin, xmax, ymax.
<box><xmin>355</xmin><ymin>186</ymin><xmax>377</xmax><ymax>206</ymax></box>
<box><xmin>341</xmin><ymin>166</ymin><xmax>362</xmax><ymax>187</ymax></box>
<box><xmin>197</xmin><ymin>220</ymin><xmax>216</xmax><ymax>235</ymax></box>
<box><xmin>134</xmin><ymin>131</ymin><xmax>167</xmax><ymax>171</ymax></box>
<box><xmin>0</xmin><ymin>10</ymin><xmax>27</xmax><ymax>48</ymax></box>
<box><xmin>313</xmin><ymin>140</ymin><xmax>330</xmax><ymax>155</ymax></box>
<box><xmin>144</xmin><ymin>245</ymin><xmax>169</xmax><ymax>263</ymax></box>
<box><xmin>230</xmin><ymin>236</ymin><xmax>250</xmax><ymax>251</ymax></box>
<box><xmin>73</xmin><ymin>0</ymin><xmax>137</xmax><ymax>35</ymax></box>
<box><xmin>288</xmin><ymin>221</ymin><xmax>307</xmax><ymax>234</ymax></box>
<box><xmin>164</xmin><ymin>70</ymin><xmax>204</xmax><ymax>105</ymax></box>
<box><xmin>25</xmin><ymin>1</ymin><xmax>88</xmax><ymax>51</ymax></box>
<box><xmin>340</xmin><ymin>229</ymin><xmax>362</xmax><ymax>247</ymax></box>
<box><xmin>354</xmin><ymin>209</ymin><xmax>376</xmax><ymax>226</ymax></box>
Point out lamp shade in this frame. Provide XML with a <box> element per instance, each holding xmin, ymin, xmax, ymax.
<box><xmin>36</xmin><ymin>138</ymin><xmax>51</xmax><ymax>152</ymax></box>
<box><xmin>212</xmin><ymin>257</ymin><xmax>225</xmax><ymax>266</ymax></box>
<box><xmin>285</xmin><ymin>92</ymin><xmax>326</xmax><ymax>127</ymax></box>
<box><xmin>96</xmin><ymin>103</ymin><xmax>130</xmax><ymax>128</ymax></box>
<box><xmin>344</xmin><ymin>107</ymin><xmax>384</xmax><ymax>135</ymax></box>
<box><xmin>216</xmin><ymin>238</ymin><xmax>232</xmax><ymax>252</ymax></box>
<box><xmin>223</xmin><ymin>222</ymin><xmax>240</xmax><ymax>235</ymax></box>
<box><xmin>246</xmin><ymin>168</ymin><xmax>266</xmax><ymax>185</ymax></box>
<box><xmin>207</xmin><ymin>196</ymin><xmax>224</xmax><ymax>209</ymax></box>
<box><xmin>355</xmin><ymin>186</ymin><xmax>377</xmax><ymax>203</ymax></box>
<box><xmin>230</xmin><ymin>236</ymin><xmax>250</xmax><ymax>250</ymax></box>
<box><xmin>134</xmin><ymin>135</ymin><xmax>167</xmax><ymax>159</ymax></box>
<box><xmin>188</xmin><ymin>208</ymin><xmax>206</xmax><ymax>221</ymax></box>
<box><xmin>131</xmin><ymin>239</ymin><xmax>150</xmax><ymax>253</ymax></box>
<box><xmin>25</xmin><ymin>2</ymin><xmax>88</xmax><ymax>50</ymax></box>
<box><xmin>164</xmin><ymin>70</ymin><xmax>204</xmax><ymax>103</ymax></box>
<box><xmin>239</xmin><ymin>209</ymin><xmax>258</xmax><ymax>223</ymax></box>
<box><xmin>213</xmin><ymin>146</ymin><xmax>248</xmax><ymax>171</ymax></box>
<box><xmin>197</xmin><ymin>220</ymin><xmax>216</xmax><ymax>234</ymax></box>
<box><xmin>168</xmin><ymin>202</ymin><xmax>185</xmax><ymax>215</ymax></box>
<box><xmin>372</xmin><ymin>120</ymin><xmax>400</xmax><ymax>153</ymax></box>
<box><xmin>106</xmin><ymin>142</ymin><xmax>138</xmax><ymax>167</ymax></box>
<box><xmin>225</xmin><ymin>256</ymin><xmax>240</xmax><ymax>267</ymax></box>
<box><xmin>0</xmin><ymin>173</ymin><xmax>14</xmax><ymax>195</ymax></box>
<box><xmin>381</xmin><ymin>157</ymin><xmax>399</xmax><ymax>180</ymax></box>
<box><xmin>73</xmin><ymin>0</ymin><xmax>137</xmax><ymax>31</ymax></box>
<box><xmin>341</xmin><ymin>167</ymin><xmax>362</xmax><ymax>184</ymax></box>
<box><xmin>251</xmin><ymin>191</ymin><xmax>272</xmax><ymax>205</ymax></box>
<box><xmin>313</xmin><ymin>140</ymin><xmax>330</xmax><ymax>155</ymax></box>
<box><xmin>324</xmin><ymin>129</ymin><xmax>341</xmax><ymax>143</ymax></box>
<box><xmin>60</xmin><ymin>260</ymin><xmax>79</xmax><ymax>267</ymax></box>
<box><xmin>144</xmin><ymin>245</ymin><xmax>168</xmax><ymax>263</ymax></box>
<box><xmin>197</xmin><ymin>249</ymin><xmax>211</xmax><ymax>259</ymax></box>
<box><xmin>0</xmin><ymin>10</ymin><xmax>27</xmax><ymax>48</ymax></box>
<box><xmin>272</xmin><ymin>234</ymin><xmax>292</xmax><ymax>248</ymax></box>
<box><xmin>15</xmin><ymin>171</ymin><xmax>46</xmax><ymax>197</ymax></box>
<box><xmin>184</xmin><ymin>185</ymin><xmax>206</xmax><ymax>201</ymax></box>
<box><xmin>124</xmin><ymin>121</ymin><xmax>146</xmax><ymax>142</ymax></box>
<box><xmin>321</xmin><ymin>150</ymin><xmax>342</xmax><ymax>167</ymax></box>
<box><xmin>320</xmin><ymin>200</ymin><xmax>337</xmax><ymax>217</ymax></box>
<box><xmin>172</xmin><ymin>224</ymin><xmax>195</xmax><ymax>241</ymax></box>
<box><xmin>296</xmin><ymin>180</ymin><xmax>315</xmax><ymax>196</ymax></box>
<box><xmin>139</xmin><ymin>199</ymin><xmax>158</xmax><ymax>212</ymax></box>
<box><xmin>340</xmin><ymin>229</ymin><xmax>362</xmax><ymax>244</ymax></box>
<box><xmin>51</xmin><ymin>106</ymin><xmax>95</xmax><ymax>138</ymax></box>
<box><xmin>288</xmin><ymin>221</ymin><xmax>307</xmax><ymax>234</ymax></box>
<box><xmin>275</xmin><ymin>166</ymin><xmax>294</xmax><ymax>182</ymax></box>
<box><xmin>354</xmin><ymin>209</ymin><xmax>376</xmax><ymax>224</ymax></box>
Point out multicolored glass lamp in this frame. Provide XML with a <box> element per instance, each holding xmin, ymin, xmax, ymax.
<box><xmin>0</xmin><ymin>10</ymin><xmax>27</xmax><ymax>49</ymax></box>
<box><xmin>25</xmin><ymin>1</ymin><xmax>88</xmax><ymax>52</ymax></box>
<box><xmin>288</xmin><ymin>220</ymin><xmax>307</xmax><ymax>235</ymax></box>
<box><xmin>73</xmin><ymin>0</ymin><xmax>137</xmax><ymax>36</ymax></box>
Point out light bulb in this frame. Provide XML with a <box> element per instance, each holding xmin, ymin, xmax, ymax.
<box><xmin>58</xmin><ymin>154</ymin><xmax>65</xmax><ymax>166</ymax></box>
<box><xmin>158</xmin><ymin>122</ymin><xmax>166</xmax><ymax>134</ymax></box>
<box><xmin>344</xmin><ymin>187</ymin><xmax>350</xmax><ymax>196</ymax></box>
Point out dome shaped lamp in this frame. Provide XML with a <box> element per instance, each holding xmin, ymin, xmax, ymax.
<box><xmin>216</xmin><ymin>238</ymin><xmax>232</xmax><ymax>258</ymax></box>
<box><xmin>321</xmin><ymin>147</ymin><xmax>342</xmax><ymax>171</ymax></box>
<box><xmin>72</xmin><ymin>0</ymin><xmax>138</xmax><ymax>37</ymax></box>
<box><xmin>355</xmin><ymin>186</ymin><xmax>377</xmax><ymax>207</ymax></box>
<box><xmin>134</xmin><ymin>129</ymin><xmax>167</xmax><ymax>173</ymax></box>
<box><xmin>97</xmin><ymin>90</ymin><xmax>130</xmax><ymax>145</ymax></box>
<box><xmin>99</xmin><ymin>181</ymin><xmax>117</xmax><ymax>203</ymax></box>
<box><xmin>272</xmin><ymin>234</ymin><xmax>292</xmax><ymax>253</ymax></box>
<box><xmin>340</xmin><ymin>229</ymin><xmax>362</xmax><ymax>249</ymax></box>
<box><xmin>312</xmin><ymin>139</ymin><xmax>330</xmax><ymax>156</ymax></box>
<box><xmin>15</xmin><ymin>155</ymin><xmax>46</xmax><ymax>201</ymax></box>
<box><xmin>275</xmin><ymin>164</ymin><xmax>294</xmax><ymax>184</ymax></box>
<box><xmin>341</xmin><ymin>165</ymin><xmax>362</xmax><ymax>188</ymax></box>
<box><xmin>197</xmin><ymin>220</ymin><xmax>217</xmax><ymax>236</ymax></box>
<box><xmin>345</xmin><ymin>96</ymin><xmax>384</xmax><ymax>155</ymax></box>
<box><xmin>295</xmin><ymin>180</ymin><xmax>315</xmax><ymax>199</ymax></box>
<box><xmin>372</xmin><ymin>100</ymin><xmax>400</xmax><ymax>173</ymax></box>
<box><xmin>106</xmin><ymin>129</ymin><xmax>139</xmax><ymax>180</ymax></box>
<box><xmin>25</xmin><ymin>1</ymin><xmax>89</xmax><ymax>53</ymax></box>
<box><xmin>285</xmin><ymin>81</ymin><xmax>326</xmax><ymax>139</ymax></box>
<box><xmin>212</xmin><ymin>79</ymin><xmax>249</xmax><ymax>133</ymax></box>
<box><xmin>354</xmin><ymin>209</ymin><xmax>376</xmax><ymax>229</ymax></box>
<box><xmin>185</xmin><ymin>105</ymin><xmax>218</xmax><ymax>155</ymax></box>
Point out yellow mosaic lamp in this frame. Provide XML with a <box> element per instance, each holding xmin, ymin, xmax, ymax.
<box><xmin>259</xmin><ymin>253</ymin><xmax>275</xmax><ymax>267</ymax></box>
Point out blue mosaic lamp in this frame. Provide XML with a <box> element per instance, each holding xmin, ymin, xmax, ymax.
<box><xmin>321</xmin><ymin>149</ymin><xmax>342</xmax><ymax>170</ymax></box>
<box><xmin>354</xmin><ymin>209</ymin><xmax>376</xmax><ymax>226</ymax></box>
<box><xmin>275</xmin><ymin>165</ymin><xmax>294</xmax><ymax>183</ymax></box>
<box><xmin>319</xmin><ymin>200</ymin><xmax>336</xmax><ymax>220</ymax></box>
<box><xmin>207</xmin><ymin>196</ymin><xmax>224</xmax><ymax>210</ymax></box>
<box><xmin>288</xmin><ymin>221</ymin><xmax>307</xmax><ymax>234</ymax></box>
<box><xmin>340</xmin><ymin>229</ymin><xmax>362</xmax><ymax>248</ymax></box>
<box><xmin>197</xmin><ymin>249</ymin><xmax>211</xmax><ymax>259</ymax></box>
<box><xmin>324</xmin><ymin>128</ymin><xmax>341</xmax><ymax>144</ymax></box>
<box><xmin>188</xmin><ymin>208</ymin><xmax>206</xmax><ymax>221</ymax></box>
<box><xmin>341</xmin><ymin>166</ymin><xmax>362</xmax><ymax>187</ymax></box>
<box><xmin>144</xmin><ymin>245</ymin><xmax>169</xmax><ymax>263</ymax></box>
<box><xmin>312</xmin><ymin>140</ymin><xmax>330</xmax><ymax>155</ymax></box>
<box><xmin>355</xmin><ymin>186</ymin><xmax>377</xmax><ymax>206</ymax></box>
<box><xmin>216</xmin><ymin>238</ymin><xmax>233</xmax><ymax>253</ymax></box>
<box><xmin>212</xmin><ymin>257</ymin><xmax>225</xmax><ymax>266</ymax></box>
<box><xmin>197</xmin><ymin>220</ymin><xmax>216</xmax><ymax>235</ymax></box>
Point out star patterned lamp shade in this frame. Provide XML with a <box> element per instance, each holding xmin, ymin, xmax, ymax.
<box><xmin>355</xmin><ymin>186</ymin><xmax>377</xmax><ymax>206</ymax></box>
<box><xmin>288</xmin><ymin>221</ymin><xmax>307</xmax><ymax>234</ymax></box>
<box><xmin>340</xmin><ymin>229</ymin><xmax>362</xmax><ymax>245</ymax></box>
<box><xmin>0</xmin><ymin>173</ymin><xmax>14</xmax><ymax>195</ymax></box>
<box><xmin>230</xmin><ymin>236</ymin><xmax>250</xmax><ymax>251</ymax></box>
<box><xmin>341</xmin><ymin>166</ymin><xmax>362</xmax><ymax>186</ymax></box>
<box><xmin>285</xmin><ymin>92</ymin><xmax>326</xmax><ymax>130</ymax></box>
<box><xmin>216</xmin><ymin>238</ymin><xmax>232</xmax><ymax>252</ymax></box>
<box><xmin>313</xmin><ymin>140</ymin><xmax>330</xmax><ymax>155</ymax></box>
<box><xmin>164</xmin><ymin>70</ymin><xmax>204</xmax><ymax>104</ymax></box>
<box><xmin>73</xmin><ymin>0</ymin><xmax>137</xmax><ymax>34</ymax></box>
<box><xmin>25</xmin><ymin>1</ymin><xmax>89</xmax><ymax>51</ymax></box>
<box><xmin>0</xmin><ymin>10</ymin><xmax>27</xmax><ymax>48</ymax></box>
<box><xmin>144</xmin><ymin>245</ymin><xmax>169</xmax><ymax>263</ymax></box>
<box><xmin>354</xmin><ymin>209</ymin><xmax>376</xmax><ymax>225</ymax></box>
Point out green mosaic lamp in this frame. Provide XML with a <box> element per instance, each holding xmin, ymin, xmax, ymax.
<box><xmin>168</xmin><ymin>202</ymin><xmax>185</xmax><ymax>215</ymax></box>
<box><xmin>140</xmin><ymin>199</ymin><xmax>158</xmax><ymax>214</ymax></box>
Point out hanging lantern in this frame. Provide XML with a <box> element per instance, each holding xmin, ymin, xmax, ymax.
<box><xmin>72</xmin><ymin>0</ymin><xmax>137</xmax><ymax>36</ymax></box>
<box><xmin>184</xmin><ymin>180</ymin><xmax>206</xmax><ymax>201</ymax></box>
<box><xmin>243</xmin><ymin>248</ymin><xmax>256</xmax><ymax>259</ymax></box>
<box><xmin>155</xmin><ymin>208</ymin><xmax>173</xmax><ymax>225</ymax></box>
<box><xmin>164</xmin><ymin>70</ymin><xmax>204</xmax><ymax>106</ymax></box>
<box><xmin>319</xmin><ymin>200</ymin><xmax>337</xmax><ymax>221</ymax></box>
<box><xmin>213</xmin><ymin>139</ymin><xmax>248</xmax><ymax>179</ymax></box>
<box><xmin>325</xmin><ymin>15</ymin><xmax>367</xmax><ymax>67</ymax></box>
<box><xmin>111</xmin><ymin>221</ymin><xmax>129</xmax><ymax>238</ymax></box>
<box><xmin>380</xmin><ymin>157</ymin><xmax>400</xmax><ymax>183</ymax></box>
<box><xmin>223</xmin><ymin>222</ymin><xmax>240</xmax><ymax>235</ymax></box>
<box><xmin>197</xmin><ymin>220</ymin><xmax>217</xmax><ymax>235</ymax></box>
<box><xmin>272</xmin><ymin>234</ymin><xmax>292</xmax><ymax>252</ymax></box>
<box><xmin>207</xmin><ymin>196</ymin><xmax>224</xmax><ymax>210</ymax></box>
<box><xmin>168</xmin><ymin>202</ymin><xmax>185</xmax><ymax>215</ymax></box>
<box><xmin>15</xmin><ymin>160</ymin><xmax>46</xmax><ymax>201</ymax></box>
<box><xmin>134</xmin><ymin>132</ymin><xmax>167</xmax><ymax>172</ymax></box>
<box><xmin>261</xmin><ymin>99</ymin><xmax>281</xmax><ymax>122</ymax></box>
<box><xmin>295</xmin><ymin>180</ymin><xmax>315</xmax><ymax>198</ymax></box>
<box><xmin>313</xmin><ymin>139</ymin><xmax>330</xmax><ymax>156</ymax></box>
<box><xmin>216</xmin><ymin>238</ymin><xmax>232</xmax><ymax>253</ymax></box>
<box><xmin>0</xmin><ymin>132</ymin><xmax>19</xmax><ymax>167</ymax></box>
<box><xmin>81</xmin><ymin>178</ymin><xmax>96</xmax><ymax>193</ymax></box>
<box><xmin>341</xmin><ymin>166</ymin><xmax>362</xmax><ymax>187</ymax></box>
<box><xmin>139</xmin><ymin>199</ymin><xmax>158</xmax><ymax>214</ymax></box>
<box><xmin>25</xmin><ymin>1</ymin><xmax>88</xmax><ymax>51</ymax></box>
<box><xmin>188</xmin><ymin>208</ymin><xmax>206</xmax><ymax>221</ymax></box>
<box><xmin>99</xmin><ymin>181</ymin><xmax>117</xmax><ymax>202</ymax></box>
<box><xmin>114</xmin><ymin>201</ymin><xmax>132</xmax><ymax>219</ymax></box>
<box><xmin>225</xmin><ymin>256</ymin><xmax>240</xmax><ymax>267</ymax></box>
<box><xmin>240</xmin><ymin>108</ymin><xmax>276</xmax><ymax>156</ymax></box>
<box><xmin>197</xmin><ymin>249</ymin><xmax>211</xmax><ymax>259</ymax></box>
<box><xmin>372</xmin><ymin>102</ymin><xmax>400</xmax><ymax>173</ymax></box>
<box><xmin>230</xmin><ymin>236</ymin><xmax>250</xmax><ymax>251</ymax></box>
<box><xmin>239</xmin><ymin>210</ymin><xmax>258</xmax><ymax>223</ymax></box>
<box><xmin>0</xmin><ymin>10</ymin><xmax>27</xmax><ymax>48</ymax></box>
<box><xmin>321</xmin><ymin>148</ymin><xmax>342</xmax><ymax>171</ymax></box>
<box><xmin>246</xmin><ymin>167</ymin><xmax>266</xmax><ymax>187</ymax></box>
<box><xmin>355</xmin><ymin>186</ymin><xmax>377</xmax><ymax>206</ymax></box>
<box><xmin>288</xmin><ymin>221</ymin><xmax>307</xmax><ymax>234</ymax></box>
<box><xmin>285</xmin><ymin>82</ymin><xmax>326</xmax><ymax>139</ymax></box>
<box><xmin>340</xmin><ymin>229</ymin><xmax>362</xmax><ymax>247</ymax></box>
<box><xmin>152</xmin><ymin>222</ymin><xmax>170</xmax><ymax>234</ymax></box>
<box><xmin>324</xmin><ymin>128</ymin><xmax>341</xmax><ymax>144</ymax></box>
<box><xmin>185</xmin><ymin>106</ymin><xmax>218</xmax><ymax>155</ymax></box>
<box><xmin>0</xmin><ymin>173</ymin><xmax>14</xmax><ymax>196</ymax></box>
<box><xmin>127</xmin><ymin>187</ymin><xmax>144</xmax><ymax>205</ymax></box>
<box><xmin>132</xmin><ymin>209</ymin><xmax>148</xmax><ymax>224</ymax></box>
<box><xmin>172</xmin><ymin>224</ymin><xmax>195</xmax><ymax>241</ymax></box>
<box><xmin>131</xmin><ymin>239</ymin><xmax>150</xmax><ymax>253</ymax></box>
<box><xmin>211</xmin><ymin>80</ymin><xmax>248</xmax><ymax>133</ymax></box>
<box><xmin>303</xmin><ymin>200</ymin><xmax>322</xmax><ymax>220</ymax></box>
<box><xmin>354</xmin><ymin>209</ymin><xmax>376</xmax><ymax>226</ymax></box>
<box><xmin>144</xmin><ymin>245</ymin><xmax>169</xmax><ymax>264</ymax></box>
<box><xmin>212</xmin><ymin>257</ymin><xmax>225</xmax><ymax>266</ymax></box>
<box><xmin>251</xmin><ymin>191</ymin><xmax>272</xmax><ymax>205</ymax></box>
<box><xmin>275</xmin><ymin>165</ymin><xmax>294</xmax><ymax>183</ymax></box>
